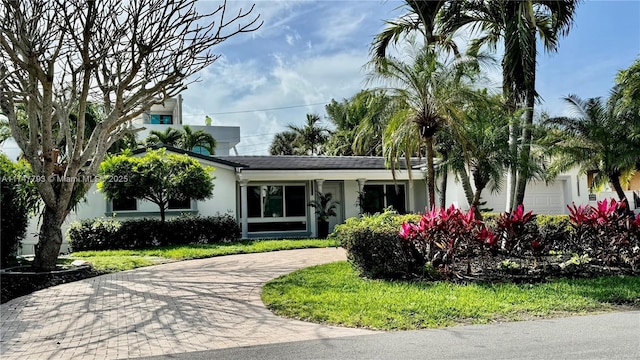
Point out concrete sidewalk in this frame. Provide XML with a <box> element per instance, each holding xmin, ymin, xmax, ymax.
<box><xmin>0</xmin><ymin>248</ymin><xmax>373</xmax><ymax>359</ymax></box>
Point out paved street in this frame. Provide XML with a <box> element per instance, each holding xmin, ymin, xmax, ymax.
<box><xmin>139</xmin><ymin>311</ymin><xmax>640</xmax><ymax>360</ymax></box>
<box><xmin>0</xmin><ymin>248</ymin><xmax>373</xmax><ymax>359</ymax></box>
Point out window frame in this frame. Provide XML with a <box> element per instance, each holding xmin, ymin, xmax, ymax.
<box><xmin>362</xmin><ymin>182</ymin><xmax>407</xmax><ymax>214</ymax></box>
<box><xmin>244</xmin><ymin>183</ymin><xmax>308</xmax><ymax>233</ymax></box>
<box><xmin>111</xmin><ymin>197</ymin><xmax>138</xmax><ymax>212</ymax></box>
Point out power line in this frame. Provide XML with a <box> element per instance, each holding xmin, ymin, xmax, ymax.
<box><xmin>181</xmin><ymin>102</ymin><xmax>329</xmax><ymax>116</ymax></box>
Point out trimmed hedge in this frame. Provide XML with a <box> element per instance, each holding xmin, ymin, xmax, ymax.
<box><xmin>68</xmin><ymin>214</ymin><xmax>240</xmax><ymax>251</ymax></box>
<box><xmin>332</xmin><ymin>211</ymin><xmax>422</xmax><ymax>279</ymax></box>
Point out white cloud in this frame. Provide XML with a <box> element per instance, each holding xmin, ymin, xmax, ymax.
<box><xmin>181</xmin><ymin>49</ymin><xmax>369</xmax><ymax>155</ymax></box>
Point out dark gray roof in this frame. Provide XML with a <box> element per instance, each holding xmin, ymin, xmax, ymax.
<box><xmin>132</xmin><ymin>146</ymin><xmax>422</xmax><ymax>171</ymax></box>
<box><xmin>214</xmin><ymin>156</ymin><xmax>422</xmax><ymax>170</ymax></box>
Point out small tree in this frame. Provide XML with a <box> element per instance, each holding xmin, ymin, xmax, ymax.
<box><xmin>98</xmin><ymin>148</ymin><xmax>214</xmax><ymax>222</ymax></box>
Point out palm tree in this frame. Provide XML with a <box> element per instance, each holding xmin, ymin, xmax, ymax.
<box><xmin>324</xmin><ymin>90</ymin><xmax>394</xmax><ymax>156</ymax></box>
<box><xmin>287</xmin><ymin>113</ymin><xmax>330</xmax><ymax>156</ymax></box>
<box><xmin>438</xmin><ymin>0</ymin><xmax>580</xmax><ymax>209</ymax></box>
<box><xmin>145</xmin><ymin>127</ymin><xmax>183</xmax><ymax>148</ymax></box>
<box><xmin>371</xmin><ymin>42</ymin><xmax>480</xmax><ymax>208</ymax></box>
<box><xmin>543</xmin><ymin>92</ymin><xmax>640</xmax><ymax>208</ymax></box>
<box><xmin>181</xmin><ymin>125</ymin><xmax>217</xmax><ymax>155</ymax></box>
<box><xmin>371</xmin><ymin>0</ymin><xmax>459</xmax><ymax>62</ymax></box>
<box><xmin>447</xmin><ymin>95</ymin><xmax>514</xmax><ymax>218</ymax></box>
<box><xmin>269</xmin><ymin>131</ymin><xmax>302</xmax><ymax>155</ymax></box>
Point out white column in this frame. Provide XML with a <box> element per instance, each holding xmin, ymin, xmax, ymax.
<box><xmin>357</xmin><ymin>178</ymin><xmax>367</xmax><ymax>193</ymax></box>
<box><xmin>408</xmin><ymin>178</ymin><xmax>416</xmax><ymax>212</ymax></box>
<box><xmin>239</xmin><ymin>179</ymin><xmax>249</xmax><ymax>239</ymax></box>
<box><xmin>357</xmin><ymin>178</ymin><xmax>367</xmax><ymax>215</ymax></box>
<box><xmin>312</xmin><ymin>180</ymin><xmax>325</xmax><ymax>238</ymax></box>
<box><xmin>309</xmin><ymin>180</ymin><xmax>316</xmax><ymax>238</ymax></box>
<box><xmin>315</xmin><ymin>179</ymin><xmax>325</xmax><ymax>194</ymax></box>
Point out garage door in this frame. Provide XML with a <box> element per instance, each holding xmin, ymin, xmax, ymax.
<box><xmin>523</xmin><ymin>180</ymin><xmax>565</xmax><ymax>214</ymax></box>
<box><xmin>480</xmin><ymin>180</ymin><xmax>566</xmax><ymax>215</ymax></box>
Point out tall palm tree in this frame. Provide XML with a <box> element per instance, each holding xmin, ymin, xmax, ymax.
<box><xmin>145</xmin><ymin>127</ymin><xmax>183</xmax><ymax>148</ymax></box>
<box><xmin>543</xmin><ymin>92</ymin><xmax>640</xmax><ymax>208</ymax></box>
<box><xmin>269</xmin><ymin>131</ymin><xmax>302</xmax><ymax>155</ymax></box>
<box><xmin>371</xmin><ymin>42</ymin><xmax>480</xmax><ymax>207</ymax></box>
<box><xmin>181</xmin><ymin>125</ymin><xmax>217</xmax><ymax>155</ymax></box>
<box><xmin>438</xmin><ymin>0</ymin><xmax>580</xmax><ymax>209</ymax></box>
<box><xmin>371</xmin><ymin>0</ymin><xmax>458</xmax><ymax>62</ymax></box>
<box><xmin>287</xmin><ymin>113</ymin><xmax>330</xmax><ymax>156</ymax></box>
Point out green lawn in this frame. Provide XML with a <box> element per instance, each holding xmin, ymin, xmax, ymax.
<box><xmin>262</xmin><ymin>261</ymin><xmax>640</xmax><ymax>330</ymax></box>
<box><xmin>71</xmin><ymin>239</ymin><xmax>339</xmax><ymax>272</ymax></box>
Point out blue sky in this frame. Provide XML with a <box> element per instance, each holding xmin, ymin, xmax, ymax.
<box><xmin>182</xmin><ymin>0</ymin><xmax>640</xmax><ymax>155</ymax></box>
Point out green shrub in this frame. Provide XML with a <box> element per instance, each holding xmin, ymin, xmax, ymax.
<box><xmin>535</xmin><ymin>214</ymin><xmax>573</xmax><ymax>251</ymax></box>
<box><xmin>333</xmin><ymin>210</ymin><xmax>423</xmax><ymax>279</ymax></box>
<box><xmin>0</xmin><ymin>154</ymin><xmax>40</xmax><ymax>267</ymax></box>
<box><xmin>68</xmin><ymin>214</ymin><xmax>240</xmax><ymax>251</ymax></box>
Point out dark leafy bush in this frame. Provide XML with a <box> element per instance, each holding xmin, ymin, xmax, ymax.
<box><xmin>536</xmin><ymin>214</ymin><xmax>572</xmax><ymax>251</ymax></box>
<box><xmin>68</xmin><ymin>214</ymin><xmax>240</xmax><ymax>251</ymax></box>
<box><xmin>0</xmin><ymin>154</ymin><xmax>40</xmax><ymax>268</ymax></box>
<box><xmin>333</xmin><ymin>210</ymin><xmax>423</xmax><ymax>279</ymax></box>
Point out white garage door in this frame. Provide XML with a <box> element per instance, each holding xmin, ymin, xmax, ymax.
<box><xmin>481</xmin><ymin>180</ymin><xmax>566</xmax><ymax>215</ymax></box>
<box><xmin>523</xmin><ymin>180</ymin><xmax>565</xmax><ymax>215</ymax></box>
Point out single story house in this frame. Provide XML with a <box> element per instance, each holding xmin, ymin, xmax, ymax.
<box><xmin>19</xmin><ymin>146</ymin><xmax>640</xmax><ymax>255</ymax></box>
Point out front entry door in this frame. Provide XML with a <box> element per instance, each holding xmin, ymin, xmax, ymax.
<box><xmin>321</xmin><ymin>182</ymin><xmax>343</xmax><ymax>234</ymax></box>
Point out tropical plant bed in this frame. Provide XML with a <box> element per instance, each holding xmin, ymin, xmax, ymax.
<box><xmin>426</xmin><ymin>252</ymin><xmax>639</xmax><ymax>285</ymax></box>
<box><xmin>262</xmin><ymin>261</ymin><xmax>640</xmax><ymax>331</ymax></box>
<box><xmin>0</xmin><ymin>264</ymin><xmax>105</xmax><ymax>304</ymax></box>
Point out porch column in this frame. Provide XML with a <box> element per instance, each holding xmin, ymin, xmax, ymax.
<box><xmin>312</xmin><ymin>180</ymin><xmax>326</xmax><ymax>238</ymax></box>
<box><xmin>239</xmin><ymin>178</ymin><xmax>249</xmax><ymax>239</ymax></box>
<box><xmin>315</xmin><ymin>179</ymin><xmax>325</xmax><ymax>194</ymax></box>
<box><xmin>408</xmin><ymin>178</ymin><xmax>416</xmax><ymax>212</ymax></box>
<box><xmin>357</xmin><ymin>178</ymin><xmax>366</xmax><ymax>193</ymax></box>
<box><xmin>357</xmin><ymin>178</ymin><xmax>366</xmax><ymax>215</ymax></box>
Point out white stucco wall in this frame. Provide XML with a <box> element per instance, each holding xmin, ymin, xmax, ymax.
<box><xmin>197</xmin><ymin>165</ymin><xmax>238</xmax><ymax>217</ymax></box>
<box><xmin>343</xmin><ymin>180</ymin><xmax>361</xmax><ymax>220</ymax></box>
<box><xmin>442</xmin><ymin>167</ymin><xmax>591</xmax><ymax>214</ymax></box>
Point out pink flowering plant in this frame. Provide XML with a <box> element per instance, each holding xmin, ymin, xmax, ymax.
<box><xmin>567</xmin><ymin>199</ymin><xmax>640</xmax><ymax>267</ymax></box>
<box><xmin>495</xmin><ymin>204</ymin><xmax>538</xmax><ymax>254</ymax></box>
<box><xmin>399</xmin><ymin>205</ymin><xmax>495</xmax><ymax>272</ymax></box>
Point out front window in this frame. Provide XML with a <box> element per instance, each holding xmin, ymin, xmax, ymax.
<box><xmin>168</xmin><ymin>197</ymin><xmax>191</xmax><ymax>210</ymax></box>
<box><xmin>246</xmin><ymin>184</ymin><xmax>307</xmax><ymax>232</ymax></box>
<box><xmin>362</xmin><ymin>184</ymin><xmax>406</xmax><ymax>214</ymax></box>
<box><xmin>112</xmin><ymin>197</ymin><xmax>137</xmax><ymax>211</ymax></box>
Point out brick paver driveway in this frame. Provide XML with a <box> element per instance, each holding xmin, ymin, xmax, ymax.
<box><xmin>0</xmin><ymin>248</ymin><xmax>374</xmax><ymax>359</ymax></box>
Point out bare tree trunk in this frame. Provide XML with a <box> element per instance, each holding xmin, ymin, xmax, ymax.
<box><xmin>515</xmin><ymin>29</ymin><xmax>538</xmax><ymax>207</ymax></box>
<box><xmin>514</xmin><ymin>100</ymin><xmax>534</xmax><ymax>207</ymax></box>
<box><xmin>459</xmin><ymin>169</ymin><xmax>475</xmax><ymax>210</ymax></box>
<box><xmin>505</xmin><ymin>131</ymin><xmax>517</xmax><ymax>211</ymax></box>
<box><xmin>439</xmin><ymin>169</ymin><xmax>448</xmax><ymax>208</ymax></box>
<box><xmin>425</xmin><ymin>137</ymin><xmax>436</xmax><ymax>209</ymax></box>
<box><xmin>472</xmin><ymin>189</ymin><xmax>484</xmax><ymax>220</ymax></box>
<box><xmin>609</xmin><ymin>171</ymin><xmax>631</xmax><ymax>212</ymax></box>
<box><xmin>33</xmin><ymin>206</ymin><xmax>65</xmax><ymax>270</ymax></box>
<box><xmin>160</xmin><ymin>205</ymin><xmax>166</xmax><ymax>223</ymax></box>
